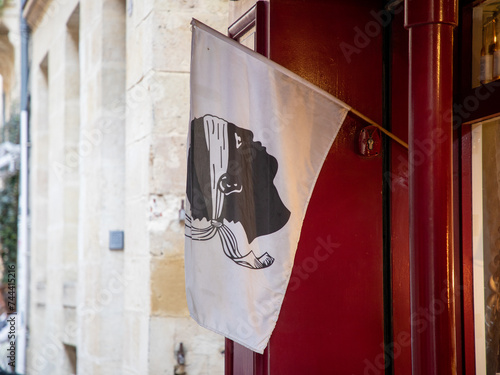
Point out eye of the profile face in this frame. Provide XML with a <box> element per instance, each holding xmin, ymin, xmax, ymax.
<box><xmin>235</xmin><ymin>133</ymin><xmax>242</xmax><ymax>149</ymax></box>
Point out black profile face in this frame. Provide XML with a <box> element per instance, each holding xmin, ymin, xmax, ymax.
<box><xmin>187</xmin><ymin>116</ymin><xmax>290</xmax><ymax>244</ymax></box>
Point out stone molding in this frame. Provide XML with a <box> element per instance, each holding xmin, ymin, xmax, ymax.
<box><xmin>22</xmin><ymin>0</ymin><xmax>51</xmax><ymax>29</ymax></box>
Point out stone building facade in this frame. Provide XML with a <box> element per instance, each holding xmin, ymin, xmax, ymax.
<box><xmin>23</xmin><ymin>0</ymin><xmax>228</xmax><ymax>373</ymax></box>
<box><xmin>0</xmin><ymin>0</ymin><xmax>20</xmax><ymax>135</ymax></box>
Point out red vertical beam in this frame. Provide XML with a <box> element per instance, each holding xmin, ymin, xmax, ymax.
<box><xmin>404</xmin><ymin>1</ymin><xmax>458</xmax><ymax>375</ymax></box>
<box><xmin>225</xmin><ymin>338</ymin><xmax>234</xmax><ymax>375</ymax></box>
<box><xmin>460</xmin><ymin>127</ymin><xmax>475</xmax><ymax>375</ymax></box>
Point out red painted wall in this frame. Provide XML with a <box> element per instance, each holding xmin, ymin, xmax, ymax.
<box><xmin>265</xmin><ymin>1</ymin><xmax>385</xmax><ymax>374</ymax></box>
<box><xmin>224</xmin><ymin>2</ymin><xmax>489</xmax><ymax>374</ymax></box>
<box><xmin>225</xmin><ymin>1</ymin><xmax>418</xmax><ymax>374</ymax></box>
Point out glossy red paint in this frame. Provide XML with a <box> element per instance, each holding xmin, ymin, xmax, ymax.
<box><xmin>405</xmin><ymin>0</ymin><xmax>458</xmax><ymax>27</ymax></box>
<box><xmin>405</xmin><ymin>1</ymin><xmax>458</xmax><ymax>374</ymax></box>
<box><xmin>269</xmin><ymin>115</ymin><xmax>384</xmax><ymax>375</ymax></box>
<box><xmin>222</xmin><ymin>1</ymin><xmax>497</xmax><ymax>374</ymax></box>
<box><xmin>460</xmin><ymin>127</ymin><xmax>475</xmax><ymax>375</ymax></box>
<box><xmin>229</xmin><ymin>342</ymin><xmax>269</xmax><ymax>375</ymax></box>
<box><xmin>264</xmin><ymin>1</ymin><xmax>384</xmax><ymax>374</ymax></box>
<box><xmin>390</xmin><ymin>10</ymin><xmax>412</xmax><ymax>375</ymax></box>
<box><xmin>453</xmin><ymin>119</ymin><xmax>463</xmax><ymax>375</ymax></box>
<box><xmin>225</xmin><ymin>339</ymin><xmax>234</xmax><ymax>374</ymax></box>
<box><xmin>226</xmin><ymin>0</ymin><xmax>399</xmax><ymax>373</ymax></box>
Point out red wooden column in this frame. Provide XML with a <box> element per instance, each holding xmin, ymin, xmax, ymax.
<box><xmin>404</xmin><ymin>1</ymin><xmax>458</xmax><ymax>374</ymax></box>
<box><xmin>405</xmin><ymin>0</ymin><xmax>457</xmax><ymax>375</ymax></box>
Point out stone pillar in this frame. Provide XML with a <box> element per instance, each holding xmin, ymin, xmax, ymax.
<box><xmin>27</xmin><ymin>56</ymin><xmax>49</xmax><ymax>374</ymax></box>
<box><xmin>26</xmin><ymin>0</ymin><xmax>83</xmax><ymax>371</ymax></box>
<box><xmin>78</xmin><ymin>0</ymin><xmax>126</xmax><ymax>373</ymax></box>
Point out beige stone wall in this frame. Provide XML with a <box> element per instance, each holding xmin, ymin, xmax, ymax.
<box><xmin>124</xmin><ymin>1</ymin><xmax>228</xmax><ymax>373</ymax></box>
<box><xmin>26</xmin><ymin>0</ymin><xmax>229</xmax><ymax>374</ymax></box>
<box><xmin>27</xmin><ymin>1</ymin><xmax>81</xmax><ymax>373</ymax></box>
<box><xmin>77</xmin><ymin>0</ymin><xmax>127</xmax><ymax>373</ymax></box>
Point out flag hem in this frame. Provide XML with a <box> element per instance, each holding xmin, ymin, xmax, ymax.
<box><xmin>189</xmin><ymin>312</ymin><xmax>268</xmax><ymax>354</ymax></box>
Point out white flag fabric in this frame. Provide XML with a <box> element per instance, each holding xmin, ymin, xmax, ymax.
<box><xmin>185</xmin><ymin>19</ymin><xmax>350</xmax><ymax>353</ymax></box>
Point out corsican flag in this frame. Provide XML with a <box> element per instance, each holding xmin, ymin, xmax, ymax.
<box><xmin>185</xmin><ymin>19</ymin><xmax>350</xmax><ymax>353</ymax></box>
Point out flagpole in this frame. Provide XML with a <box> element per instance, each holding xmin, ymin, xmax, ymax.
<box><xmin>350</xmin><ymin>108</ymin><xmax>409</xmax><ymax>149</ymax></box>
<box><xmin>192</xmin><ymin>19</ymin><xmax>409</xmax><ymax>151</ymax></box>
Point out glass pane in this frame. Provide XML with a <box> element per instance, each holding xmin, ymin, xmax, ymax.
<box><xmin>472</xmin><ymin>116</ymin><xmax>500</xmax><ymax>375</ymax></box>
<box><xmin>472</xmin><ymin>0</ymin><xmax>500</xmax><ymax>88</ymax></box>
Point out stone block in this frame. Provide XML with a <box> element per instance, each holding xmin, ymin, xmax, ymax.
<box><xmin>102</xmin><ymin>18</ymin><xmax>126</xmax><ymax>63</ymax></box>
<box><xmin>149</xmin><ymin>225</ymin><xmax>169</xmax><ymax>257</ymax></box>
<box><xmin>78</xmin><ymin>311</ymin><xmax>104</xmax><ymax>358</ymax></box>
<box><xmin>78</xmin><ymin>214</ymin><xmax>102</xmax><ymax>261</ymax></box>
<box><xmin>125</xmin><ymin>137</ymin><xmax>151</xmax><ymax>199</ymax></box>
<box><xmin>64</xmin><ymin>101</ymin><xmax>81</xmax><ymax>141</ymax></box>
<box><xmin>64</xmin><ymin>64</ymin><xmax>80</xmax><ymax>101</ymax></box>
<box><xmin>124</xmin><ymin>197</ymin><xmax>150</xmax><ymax>255</ymax></box>
<box><xmin>151</xmin><ymin>10</ymin><xmax>192</xmax><ymax>73</ymax></box>
<box><xmin>149</xmin><ymin>134</ymin><xmax>187</xmax><ymax>195</ymax></box>
<box><xmin>26</xmin><ymin>303</ymin><xmax>46</xmax><ymax>367</ymax></box>
<box><xmin>126</xmin><ymin>14</ymin><xmax>148</xmax><ymax>88</ymax></box>
<box><xmin>150</xmin><ymin>256</ymin><xmax>189</xmax><ymax>317</ymax></box>
<box><xmin>62</xmin><ymin>306</ymin><xmax>77</xmax><ymax>346</ymax></box>
<box><xmin>63</xmin><ymin>183</ymin><xmax>80</xmax><ymax>224</ymax></box>
<box><xmin>81</xmin><ymin>74</ymin><xmax>102</xmax><ymax>127</ymax></box>
<box><xmin>62</xmin><ymin>233</ymin><xmax>78</xmax><ymax>267</ymax></box>
<box><xmin>123</xmin><ymin>254</ymin><xmax>150</xmax><ymax>312</ymax></box>
<box><xmin>103</xmin><ymin>0</ymin><xmax>127</xmax><ymax>15</ymax></box>
<box><xmin>148</xmin><ymin>315</ymin><xmax>177</xmax><ymax>374</ymax></box>
<box><xmin>79</xmin><ymin>262</ymin><xmax>101</xmax><ymax>305</ymax></box>
<box><xmin>26</xmin><ymin>333</ymin><xmax>63</xmax><ymax>375</ymax></box>
<box><xmin>88</xmin><ymin>24</ymin><xmax>104</xmax><ymax>73</ymax></box>
<box><xmin>102</xmin><ymin>65</ymin><xmax>126</xmax><ymax>107</ymax></box>
<box><xmin>122</xmin><ymin>311</ymin><xmax>150</xmax><ymax>373</ymax></box>
<box><xmin>151</xmin><ymin>72</ymin><xmax>190</xmax><ymax>136</ymax></box>
<box><xmin>125</xmin><ymin>81</ymin><xmax>154</xmax><ymax>144</ymax></box>
<box><xmin>129</xmin><ymin>0</ymin><xmax>152</xmax><ymax>29</ymax></box>
<box><xmin>150</xmin><ymin>7</ymin><xmax>228</xmax><ymax>72</ymax></box>
<box><xmin>93</xmin><ymin>259</ymin><xmax>125</xmax><ymax>314</ymax></box>
<box><xmin>174</xmin><ymin>317</ymin><xmax>225</xmax><ymax>356</ymax></box>
<box><xmin>32</xmin><ymin>280</ymin><xmax>47</xmax><ymax>306</ymax></box>
<box><xmin>148</xmin><ymin>316</ymin><xmax>225</xmax><ymax>374</ymax></box>
<box><xmin>61</xmin><ymin>254</ymin><xmax>78</xmax><ymax>281</ymax></box>
<box><xmin>62</xmin><ymin>280</ymin><xmax>77</xmax><ymax>307</ymax></box>
<box><xmin>95</xmin><ymin>312</ymin><xmax>124</xmax><ymax>358</ymax></box>
<box><xmin>148</xmin><ymin>194</ymin><xmax>185</xmax><ymax>257</ymax></box>
<box><xmin>99</xmin><ymin>147</ymin><xmax>126</xmax><ymax>220</ymax></box>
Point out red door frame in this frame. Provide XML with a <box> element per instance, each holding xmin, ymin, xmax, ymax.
<box><xmin>460</xmin><ymin>125</ymin><xmax>475</xmax><ymax>375</ymax></box>
<box><xmin>226</xmin><ymin>3</ymin><xmax>270</xmax><ymax>374</ymax></box>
